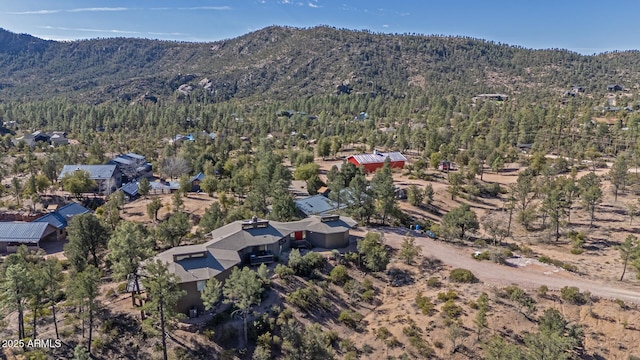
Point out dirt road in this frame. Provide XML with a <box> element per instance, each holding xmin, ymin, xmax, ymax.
<box><xmin>377</xmin><ymin>227</ymin><xmax>640</xmax><ymax>304</ymax></box>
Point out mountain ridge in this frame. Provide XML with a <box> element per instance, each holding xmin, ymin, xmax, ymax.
<box><xmin>1</xmin><ymin>25</ymin><xmax>639</xmax><ymax>104</ymax></box>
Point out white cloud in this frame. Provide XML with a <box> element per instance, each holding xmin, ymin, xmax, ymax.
<box><xmin>279</xmin><ymin>0</ymin><xmax>293</xmax><ymax>4</ymax></box>
<box><xmin>179</xmin><ymin>6</ymin><xmax>232</xmax><ymax>10</ymax></box>
<box><xmin>67</xmin><ymin>7</ymin><xmax>129</xmax><ymax>12</ymax></box>
<box><xmin>148</xmin><ymin>32</ymin><xmax>189</xmax><ymax>36</ymax></box>
<box><xmin>38</xmin><ymin>25</ymin><xmax>140</xmax><ymax>34</ymax></box>
<box><xmin>6</xmin><ymin>9</ymin><xmax>61</xmax><ymax>15</ymax></box>
<box><xmin>382</xmin><ymin>24</ymin><xmax>389</xmax><ymax>28</ymax></box>
<box><xmin>6</xmin><ymin>7</ymin><xmax>128</xmax><ymax>15</ymax></box>
<box><xmin>308</xmin><ymin>2</ymin><xmax>320</xmax><ymax>8</ymax></box>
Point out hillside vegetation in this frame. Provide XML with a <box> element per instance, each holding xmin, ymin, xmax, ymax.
<box><xmin>1</xmin><ymin>26</ymin><xmax>640</xmax><ymax>103</ymax></box>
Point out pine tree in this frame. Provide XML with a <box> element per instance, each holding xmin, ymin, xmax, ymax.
<box><xmin>370</xmin><ymin>159</ymin><xmax>397</xmax><ymax>225</ymax></box>
<box><xmin>141</xmin><ymin>260</ymin><xmax>186</xmax><ymax>360</ymax></box>
<box><xmin>107</xmin><ymin>221</ymin><xmax>155</xmax><ymax>305</ymax></box>
<box><xmin>223</xmin><ymin>267</ymin><xmax>264</xmax><ymax>347</ymax></box>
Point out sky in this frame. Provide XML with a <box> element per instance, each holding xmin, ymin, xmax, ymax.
<box><xmin>1</xmin><ymin>0</ymin><xmax>639</xmax><ymax>55</ymax></box>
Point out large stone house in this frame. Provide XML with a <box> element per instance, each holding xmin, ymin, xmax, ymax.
<box><xmin>150</xmin><ymin>215</ymin><xmax>357</xmax><ymax>314</ymax></box>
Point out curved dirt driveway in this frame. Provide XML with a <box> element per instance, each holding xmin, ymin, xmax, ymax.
<box><xmin>377</xmin><ymin>228</ymin><xmax>640</xmax><ymax>304</ymax></box>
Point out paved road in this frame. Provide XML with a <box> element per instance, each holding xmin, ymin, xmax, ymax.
<box><xmin>378</xmin><ymin>227</ymin><xmax>640</xmax><ymax>304</ymax></box>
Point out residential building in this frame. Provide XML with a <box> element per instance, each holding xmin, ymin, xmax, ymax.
<box><xmin>0</xmin><ymin>222</ymin><xmax>57</xmax><ymax>253</ymax></box>
<box><xmin>33</xmin><ymin>202</ymin><xmax>91</xmax><ymax>240</ymax></box>
<box><xmin>346</xmin><ymin>150</ymin><xmax>407</xmax><ymax>173</ymax></box>
<box><xmin>150</xmin><ymin>215</ymin><xmax>357</xmax><ymax>314</ymax></box>
<box><xmin>295</xmin><ymin>194</ymin><xmax>346</xmax><ymax>217</ymax></box>
<box><xmin>108</xmin><ymin>153</ymin><xmax>152</xmax><ymax>181</ymax></box>
<box><xmin>58</xmin><ymin>165</ymin><xmax>122</xmax><ymax>195</ymax></box>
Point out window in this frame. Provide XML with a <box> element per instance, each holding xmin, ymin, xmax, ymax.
<box><xmin>197</xmin><ymin>280</ymin><xmax>206</xmax><ymax>292</ymax></box>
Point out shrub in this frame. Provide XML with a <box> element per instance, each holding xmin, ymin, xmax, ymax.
<box><xmin>116</xmin><ymin>282</ymin><xmax>127</xmax><ymax>293</ymax></box>
<box><xmin>570</xmin><ymin>248</ymin><xmax>584</xmax><ymax>255</ymax></box>
<box><xmin>415</xmin><ymin>292</ymin><xmax>435</xmax><ymax>315</ymax></box>
<box><xmin>385</xmin><ymin>336</ymin><xmax>402</xmax><ymax>348</ymax></box>
<box><xmin>274</xmin><ymin>264</ymin><xmax>295</xmax><ymax>283</ymax></box>
<box><xmin>329</xmin><ymin>265</ymin><xmax>350</xmax><ymax>284</ymax></box>
<box><xmin>376</xmin><ymin>327</ymin><xmax>391</xmax><ymax>340</ymax></box>
<box><xmin>426</xmin><ymin>277</ymin><xmax>441</xmax><ymax>288</ymax></box>
<box><xmin>338</xmin><ymin>310</ymin><xmax>363</xmax><ymax>329</ymax></box>
<box><xmin>449</xmin><ymin>268</ymin><xmax>478</xmax><ymax>283</ymax></box>
<box><xmin>437</xmin><ymin>290</ymin><xmax>458</xmax><ymax>302</ymax></box>
<box><xmin>361</xmin><ymin>289</ymin><xmax>375</xmax><ymax>303</ymax></box>
<box><xmin>441</xmin><ymin>299</ymin><xmax>463</xmax><ymax>320</ymax></box>
<box><xmin>560</xmin><ymin>286</ymin><xmax>586</xmax><ymax>305</ymax></box>
<box><xmin>473</xmin><ymin>251</ymin><xmax>491</xmax><ymax>260</ymax></box>
<box><xmin>339</xmin><ymin>338</ymin><xmax>357</xmax><ymax>353</ymax></box>
<box><xmin>105</xmin><ymin>288</ymin><xmax>116</xmax><ymax>298</ymax></box>
<box><xmin>286</xmin><ymin>286</ymin><xmax>329</xmax><ymax>311</ymax></box>
<box><xmin>538</xmin><ymin>285</ymin><xmax>548</xmax><ymax>298</ymax></box>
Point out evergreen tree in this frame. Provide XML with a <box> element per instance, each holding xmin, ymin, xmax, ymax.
<box><xmin>578</xmin><ymin>172</ymin><xmax>602</xmax><ymax>227</ymax></box>
<box><xmin>407</xmin><ymin>184</ymin><xmax>424</xmax><ymax>206</ymax></box>
<box><xmin>0</xmin><ymin>263</ymin><xmax>30</xmax><ymax>339</ymax></box>
<box><xmin>270</xmin><ymin>189</ymin><xmax>298</xmax><ymax>221</ymax></box>
<box><xmin>107</xmin><ymin>221</ymin><xmax>155</xmax><ymax>305</ymax></box>
<box><xmin>138</xmin><ymin>177</ymin><xmax>151</xmax><ymax>198</ymax></box>
<box><xmin>199</xmin><ymin>202</ymin><xmax>226</xmax><ymax>233</ymax></box>
<box><xmin>398</xmin><ymin>233</ymin><xmax>421</xmax><ymax>264</ymax></box>
<box><xmin>201</xmin><ymin>277</ymin><xmax>222</xmax><ymax>312</ymax></box>
<box><xmin>347</xmin><ymin>169</ymin><xmax>375</xmax><ymax>224</ymax></box>
<box><xmin>618</xmin><ymin>235</ymin><xmax>639</xmax><ymax>281</ymax></box>
<box><xmin>156</xmin><ymin>211</ymin><xmax>190</xmax><ymax>247</ymax></box>
<box><xmin>357</xmin><ymin>232</ymin><xmax>389</xmax><ymax>272</ymax></box>
<box><xmin>141</xmin><ymin>260</ymin><xmax>186</xmax><ymax>360</ymax></box>
<box><xmin>64</xmin><ymin>214</ymin><xmax>110</xmax><ymax>272</ymax></box>
<box><xmin>223</xmin><ymin>267</ymin><xmax>265</xmax><ymax>347</ymax></box>
<box><xmin>441</xmin><ymin>204</ymin><xmax>479</xmax><ymax>240</ymax></box>
<box><xmin>370</xmin><ymin>159</ymin><xmax>397</xmax><ymax>225</ymax></box>
<box><xmin>609</xmin><ymin>153</ymin><xmax>628</xmax><ymax>202</ymax></box>
<box><xmin>147</xmin><ymin>197</ymin><xmax>163</xmax><ymax>222</ymax></box>
<box><xmin>42</xmin><ymin>258</ymin><xmax>64</xmax><ymax>339</ymax></box>
<box><xmin>68</xmin><ymin>265</ymin><xmax>101</xmax><ymax>355</ymax></box>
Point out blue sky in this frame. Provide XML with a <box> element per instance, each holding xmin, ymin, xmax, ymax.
<box><xmin>1</xmin><ymin>0</ymin><xmax>639</xmax><ymax>55</ymax></box>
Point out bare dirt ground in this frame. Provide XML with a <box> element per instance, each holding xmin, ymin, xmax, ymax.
<box><xmin>317</xmin><ymin>155</ymin><xmax>640</xmax><ymax>302</ymax></box>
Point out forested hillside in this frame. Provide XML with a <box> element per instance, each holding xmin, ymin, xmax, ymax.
<box><xmin>1</xmin><ymin>25</ymin><xmax>640</xmax><ymax>103</ymax></box>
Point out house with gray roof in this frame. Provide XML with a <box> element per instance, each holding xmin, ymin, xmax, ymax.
<box><xmin>33</xmin><ymin>202</ymin><xmax>90</xmax><ymax>241</ymax></box>
<box><xmin>108</xmin><ymin>153</ymin><xmax>152</xmax><ymax>181</ymax></box>
<box><xmin>295</xmin><ymin>194</ymin><xmax>346</xmax><ymax>217</ymax></box>
<box><xmin>149</xmin><ymin>215</ymin><xmax>357</xmax><ymax>314</ymax></box>
<box><xmin>0</xmin><ymin>222</ymin><xmax>58</xmax><ymax>253</ymax></box>
<box><xmin>58</xmin><ymin>165</ymin><xmax>122</xmax><ymax>195</ymax></box>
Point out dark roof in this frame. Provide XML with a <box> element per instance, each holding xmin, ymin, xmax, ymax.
<box><xmin>190</xmin><ymin>172</ymin><xmax>205</xmax><ymax>182</ymax></box>
<box><xmin>120</xmin><ymin>182</ymin><xmax>139</xmax><ymax>197</ymax></box>
<box><xmin>125</xmin><ymin>153</ymin><xmax>145</xmax><ymax>160</ymax></box>
<box><xmin>34</xmin><ymin>203</ymin><xmax>90</xmax><ymax>229</ymax></box>
<box><xmin>0</xmin><ymin>222</ymin><xmax>52</xmax><ymax>242</ymax></box>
